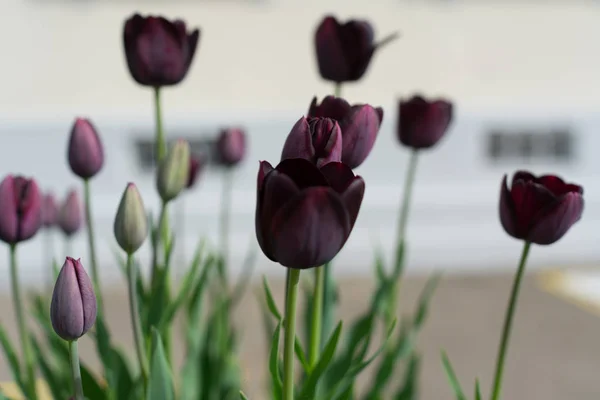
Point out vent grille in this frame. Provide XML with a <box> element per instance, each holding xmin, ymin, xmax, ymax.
<box><xmin>485</xmin><ymin>128</ymin><xmax>575</xmax><ymax>163</ymax></box>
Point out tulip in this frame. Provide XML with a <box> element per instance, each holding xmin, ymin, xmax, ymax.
<box><xmin>187</xmin><ymin>155</ymin><xmax>205</xmax><ymax>189</ymax></box>
<box><xmin>314</xmin><ymin>15</ymin><xmax>399</xmax><ymax>83</ymax></box>
<box><xmin>156</xmin><ymin>139</ymin><xmax>190</xmax><ymax>202</ymax></box>
<box><xmin>123</xmin><ymin>14</ymin><xmax>200</xmax><ymax>87</ymax></box>
<box><xmin>68</xmin><ymin>118</ymin><xmax>105</xmax><ymax>179</ymax></box>
<box><xmin>59</xmin><ymin>190</ymin><xmax>83</xmax><ymax>237</ymax></box>
<box><xmin>42</xmin><ymin>192</ymin><xmax>59</xmax><ymax>228</ymax></box>
<box><xmin>499</xmin><ymin>171</ymin><xmax>584</xmax><ymax>245</ymax></box>
<box><xmin>281</xmin><ymin>117</ymin><xmax>342</xmax><ymax>168</ymax></box>
<box><xmin>114</xmin><ymin>183</ymin><xmax>148</xmax><ymax>254</ymax></box>
<box><xmin>216</xmin><ymin>128</ymin><xmax>246</xmax><ymax>167</ymax></box>
<box><xmin>255</xmin><ymin>158</ymin><xmax>365</xmax><ymax>269</ymax></box>
<box><xmin>0</xmin><ymin>175</ymin><xmax>42</xmax><ymax>244</ymax></box>
<box><xmin>50</xmin><ymin>257</ymin><xmax>97</xmax><ymax>341</ymax></box>
<box><xmin>309</xmin><ymin>96</ymin><xmax>383</xmax><ymax>168</ymax></box>
<box><xmin>397</xmin><ymin>95</ymin><xmax>453</xmax><ymax>149</ymax></box>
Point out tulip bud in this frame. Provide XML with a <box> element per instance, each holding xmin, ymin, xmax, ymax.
<box><xmin>216</xmin><ymin>128</ymin><xmax>246</xmax><ymax>167</ymax></box>
<box><xmin>0</xmin><ymin>175</ymin><xmax>42</xmax><ymax>244</ymax></box>
<box><xmin>42</xmin><ymin>192</ymin><xmax>59</xmax><ymax>228</ymax></box>
<box><xmin>156</xmin><ymin>139</ymin><xmax>190</xmax><ymax>202</ymax></box>
<box><xmin>50</xmin><ymin>257</ymin><xmax>97</xmax><ymax>341</ymax></box>
<box><xmin>187</xmin><ymin>156</ymin><xmax>205</xmax><ymax>189</ymax></box>
<box><xmin>114</xmin><ymin>183</ymin><xmax>148</xmax><ymax>254</ymax></box>
<box><xmin>68</xmin><ymin>118</ymin><xmax>105</xmax><ymax>179</ymax></box>
<box><xmin>58</xmin><ymin>190</ymin><xmax>83</xmax><ymax>237</ymax></box>
<box><xmin>397</xmin><ymin>95</ymin><xmax>453</xmax><ymax>149</ymax></box>
<box><xmin>281</xmin><ymin>117</ymin><xmax>342</xmax><ymax>168</ymax></box>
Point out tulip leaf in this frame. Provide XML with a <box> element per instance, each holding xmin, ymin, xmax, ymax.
<box><xmin>239</xmin><ymin>391</ymin><xmax>249</xmax><ymax>400</ymax></box>
<box><xmin>30</xmin><ymin>336</ymin><xmax>68</xmax><ymax>399</ymax></box>
<box><xmin>394</xmin><ymin>353</ymin><xmax>420</xmax><ymax>400</ymax></box>
<box><xmin>392</xmin><ymin>239</ymin><xmax>406</xmax><ymax>279</ymax></box>
<box><xmin>321</xmin><ymin>263</ymin><xmax>338</xmax><ymax>349</ymax></box>
<box><xmin>147</xmin><ymin>329</ymin><xmax>175</xmax><ymax>400</ymax></box>
<box><xmin>474</xmin><ymin>379</ymin><xmax>483</xmax><ymax>400</ymax></box>
<box><xmin>414</xmin><ymin>274</ymin><xmax>441</xmax><ymax>328</ymax></box>
<box><xmin>0</xmin><ymin>323</ymin><xmax>23</xmax><ymax>391</ymax></box>
<box><xmin>230</xmin><ymin>241</ymin><xmax>257</xmax><ymax>308</ymax></box>
<box><xmin>268</xmin><ymin>322</ymin><xmax>283</xmax><ymax>400</ymax></box>
<box><xmin>262</xmin><ymin>276</ymin><xmax>282</xmax><ymax>321</ymax></box>
<box><xmin>0</xmin><ymin>391</ymin><xmax>8</xmax><ymax>400</ymax></box>
<box><xmin>110</xmin><ymin>346</ymin><xmax>136</xmax><ymax>400</ymax></box>
<box><xmin>79</xmin><ymin>361</ymin><xmax>107</xmax><ymax>400</ymax></box>
<box><xmin>441</xmin><ymin>351</ymin><xmax>467</xmax><ymax>400</ymax></box>
<box><xmin>373</xmin><ymin>244</ymin><xmax>388</xmax><ymax>283</ymax></box>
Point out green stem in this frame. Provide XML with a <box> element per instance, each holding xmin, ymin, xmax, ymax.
<box><xmin>153</xmin><ymin>86</ymin><xmax>166</xmax><ymax>163</ymax></box>
<box><xmin>334</xmin><ymin>82</ymin><xmax>342</xmax><ymax>97</ymax></box>
<box><xmin>283</xmin><ymin>269</ymin><xmax>301</xmax><ymax>400</ymax></box>
<box><xmin>490</xmin><ymin>241</ymin><xmax>532</xmax><ymax>400</ymax></box>
<box><xmin>219</xmin><ymin>169</ymin><xmax>233</xmax><ymax>284</ymax></box>
<box><xmin>68</xmin><ymin>340</ymin><xmax>84</xmax><ymax>400</ymax></box>
<box><xmin>83</xmin><ymin>178</ymin><xmax>104</xmax><ymax>316</ymax></box>
<box><xmin>151</xmin><ymin>201</ymin><xmax>168</xmax><ymax>289</ymax></box>
<box><xmin>309</xmin><ymin>266</ymin><xmax>325</xmax><ymax>367</ymax></box>
<box><xmin>9</xmin><ymin>244</ymin><xmax>37</xmax><ymax>400</ymax></box>
<box><xmin>126</xmin><ymin>253</ymin><xmax>149</xmax><ymax>392</ymax></box>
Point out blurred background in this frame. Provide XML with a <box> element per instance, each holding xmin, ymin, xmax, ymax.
<box><xmin>1</xmin><ymin>0</ymin><xmax>600</xmax><ymax>398</ymax></box>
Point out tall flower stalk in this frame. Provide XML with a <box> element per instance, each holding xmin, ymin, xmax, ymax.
<box><xmin>283</xmin><ymin>269</ymin><xmax>301</xmax><ymax>400</ymax></box>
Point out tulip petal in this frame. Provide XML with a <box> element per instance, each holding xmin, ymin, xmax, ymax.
<box><xmin>257</xmin><ymin>161</ymin><xmax>274</xmax><ymax>192</ymax></box>
<box><xmin>511</xmin><ymin>179</ymin><xmax>557</xmax><ymax>235</ymax></box>
<box><xmin>499</xmin><ymin>175</ymin><xmax>519</xmax><ymax>239</ymax></box>
<box><xmin>341</xmin><ymin>177</ymin><xmax>365</xmax><ymax>229</ymax></box>
<box><xmin>309</xmin><ymin>96</ymin><xmax>351</xmax><ymax>120</ymax></box>
<box><xmin>16</xmin><ymin>179</ymin><xmax>42</xmax><ymax>241</ymax></box>
<box><xmin>275</xmin><ymin>158</ymin><xmax>329</xmax><ymax>189</ymax></box>
<box><xmin>186</xmin><ymin>29</ymin><xmax>200</xmax><ymax>68</ymax></box>
<box><xmin>51</xmin><ymin>260</ymin><xmax>85</xmax><ymax>340</ymax></box>
<box><xmin>73</xmin><ymin>259</ymin><xmax>97</xmax><ymax>335</ymax></box>
<box><xmin>281</xmin><ymin>117</ymin><xmax>314</xmax><ymax>162</ymax></box>
<box><xmin>0</xmin><ymin>176</ymin><xmax>17</xmax><ymax>243</ymax></box>
<box><xmin>315</xmin><ymin>16</ymin><xmax>349</xmax><ymax>82</ymax></box>
<box><xmin>536</xmin><ymin>175</ymin><xmax>583</xmax><ymax>197</ymax></box>
<box><xmin>270</xmin><ymin>187</ymin><xmax>350</xmax><ymax>269</ymax></box>
<box><xmin>319</xmin><ymin>162</ymin><xmax>356</xmax><ymax>193</ymax></box>
<box><xmin>528</xmin><ymin>192</ymin><xmax>584</xmax><ymax>245</ymax></box>
<box><xmin>340</xmin><ymin>105</ymin><xmax>381</xmax><ymax>168</ymax></box>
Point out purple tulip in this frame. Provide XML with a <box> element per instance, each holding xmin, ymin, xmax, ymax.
<box><xmin>216</xmin><ymin>128</ymin><xmax>246</xmax><ymax>167</ymax></box>
<box><xmin>187</xmin><ymin>155</ymin><xmax>205</xmax><ymax>189</ymax></box>
<box><xmin>281</xmin><ymin>117</ymin><xmax>342</xmax><ymax>168</ymax></box>
<box><xmin>314</xmin><ymin>15</ymin><xmax>399</xmax><ymax>83</ymax></box>
<box><xmin>309</xmin><ymin>96</ymin><xmax>383</xmax><ymax>168</ymax></box>
<box><xmin>0</xmin><ymin>175</ymin><xmax>42</xmax><ymax>244</ymax></box>
<box><xmin>50</xmin><ymin>257</ymin><xmax>97</xmax><ymax>341</ymax></box>
<box><xmin>123</xmin><ymin>14</ymin><xmax>200</xmax><ymax>87</ymax></box>
<box><xmin>58</xmin><ymin>190</ymin><xmax>83</xmax><ymax>237</ymax></box>
<box><xmin>68</xmin><ymin>118</ymin><xmax>104</xmax><ymax>179</ymax></box>
<box><xmin>42</xmin><ymin>192</ymin><xmax>59</xmax><ymax>228</ymax></box>
<box><xmin>500</xmin><ymin>171</ymin><xmax>584</xmax><ymax>245</ymax></box>
<box><xmin>255</xmin><ymin>158</ymin><xmax>365</xmax><ymax>269</ymax></box>
<box><xmin>397</xmin><ymin>95</ymin><xmax>453</xmax><ymax>149</ymax></box>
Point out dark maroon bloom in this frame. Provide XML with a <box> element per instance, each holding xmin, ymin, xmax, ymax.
<box><xmin>216</xmin><ymin>128</ymin><xmax>246</xmax><ymax>167</ymax></box>
<box><xmin>42</xmin><ymin>192</ymin><xmax>59</xmax><ymax>228</ymax></box>
<box><xmin>123</xmin><ymin>14</ymin><xmax>200</xmax><ymax>87</ymax></box>
<box><xmin>314</xmin><ymin>15</ymin><xmax>398</xmax><ymax>83</ymax></box>
<box><xmin>281</xmin><ymin>117</ymin><xmax>342</xmax><ymax>168</ymax></box>
<box><xmin>50</xmin><ymin>257</ymin><xmax>97</xmax><ymax>341</ymax></box>
<box><xmin>68</xmin><ymin>118</ymin><xmax>104</xmax><ymax>179</ymax></box>
<box><xmin>58</xmin><ymin>190</ymin><xmax>83</xmax><ymax>237</ymax></box>
<box><xmin>499</xmin><ymin>171</ymin><xmax>584</xmax><ymax>245</ymax></box>
<box><xmin>397</xmin><ymin>95</ymin><xmax>453</xmax><ymax>149</ymax></box>
<box><xmin>186</xmin><ymin>155</ymin><xmax>205</xmax><ymax>189</ymax></box>
<box><xmin>309</xmin><ymin>96</ymin><xmax>383</xmax><ymax>168</ymax></box>
<box><xmin>0</xmin><ymin>176</ymin><xmax>42</xmax><ymax>244</ymax></box>
<box><xmin>255</xmin><ymin>158</ymin><xmax>365</xmax><ymax>269</ymax></box>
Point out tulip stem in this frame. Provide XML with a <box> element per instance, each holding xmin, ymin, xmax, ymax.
<box><xmin>83</xmin><ymin>178</ymin><xmax>104</xmax><ymax>316</ymax></box>
<box><xmin>68</xmin><ymin>340</ymin><xmax>84</xmax><ymax>400</ymax></box>
<box><xmin>309</xmin><ymin>266</ymin><xmax>325</xmax><ymax>368</ymax></box>
<box><xmin>334</xmin><ymin>82</ymin><xmax>342</xmax><ymax>97</ymax></box>
<box><xmin>153</xmin><ymin>86</ymin><xmax>166</xmax><ymax>163</ymax></box>
<box><xmin>283</xmin><ymin>268</ymin><xmax>301</xmax><ymax>400</ymax></box>
<box><xmin>9</xmin><ymin>244</ymin><xmax>37</xmax><ymax>400</ymax></box>
<box><xmin>490</xmin><ymin>241</ymin><xmax>532</xmax><ymax>400</ymax></box>
<box><xmin>219</xmin><ymin>169</ymin><xmax>233</xmax><ymax>284</ymax></box>
<box><xmin>126</xmin><ymin>252</ymin><xmax>149</xmax><ymax>391</ymax></box>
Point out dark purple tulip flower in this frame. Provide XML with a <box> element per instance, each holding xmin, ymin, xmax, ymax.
<box><xmin>500</xmin><ymin>171</ymin><xmax>584</xmax><ymax>245</ymax></box>
<box><xmin>59</xmin><ymin>190</ymin><xmax>83</xmax><ymax>237</ymax></box>
<box><xmin>68</xmin><ymin>118</ymin><xmax>104</xmax><ymax>179</ymax></box>
<box><xmin>281</xmin><ymin>117</ymin><xmax>342</xmax><ymax>168</ymax></box>
<box><xmin>216</xmin><ymin>128</ymin><xmax>246</xmax><ymax>167</ymax></box>
<box><xmin>186</xmin><ymin>155</ymin><xmax>205</xmax><ymax>189</ymax></box>
<box><xmin>0</xmin><ymin>175</ymin><xmax>42</xmax><ymax>244</ymax></box>
<box><xmin>42</xmin><ymin>192</ymin><xmax>59</xmax><ymax>228</ymax></box>
<box><xmin>397</xmin><ymin>95</ymin><xmax>453</xmax><ymax>149</ymax></box>
<box><xmin>256</xmin><ymin>158</ymin><xmax>365</xmax><ymax>269</ymax></box>
<box><xmin>123</xmin><ymin>14</ymin><xmax>200</xmax><ymax>87</ymax></box>
<box><xmin>309</xmin><ymin>96</ymin><xmax>383</xmax><ymax>168</ymax></box>
<box><xmin>315</xmin><ymin>15</ymin><xmax>399</xmax><ymax>83</ymax></box>
<box><xmin>50</xmin><ymin>257</ymin><xmax>97</xmax><ymax>341</ymax></box>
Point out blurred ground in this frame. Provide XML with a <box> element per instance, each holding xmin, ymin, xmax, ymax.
<box><xmin>1</xmin><ymin>272</ymin><xmax>599</xmax><ymax>400</ymax></box>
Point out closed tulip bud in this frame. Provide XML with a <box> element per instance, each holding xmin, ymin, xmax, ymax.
<box><xmin>314</xmin><ymin>15</ymin><xmax>399</xmax><ymax>83</ymax></box>
<box><xmin>50</xmin><ymin>257</ymin><xmax>97</xmax><ymax>341</ymax></box>
<box><xmin>281</xmin><ymin>117</ymin><xmax>342</xmax><ymax>168</ymax></box>
<box><xmin>58</xmin><ymin>190</ymin><xmax>83</xmax><ymax>237</ymax></box>
<box><xmin>114</xmin><ymin>183</ymin><xmax>148</xmax><ymax>254</ymax></box>
<box><xmin>309</xmin><ymin>96</ymin><xmax>383</xmax><ymax>168</ymax></box>
<box><xmin>216</xmin><ymin>128</ymin><xmax>246</xmax><ymax>167</ymax></box>
<box><xmin>500</xmin><ymin>172</ymin><xmax>584</xmax><ymax>245</ymax></box>
<box><xmin>68</xmin><ymin>118</ymin><xmax>104</xmax><ymax>179</ymax></box>
<box><xmin>397</xmin><ymin>95</ymin><xmax>453</xmax><ymax>149</ymax></box>
<box><xmin>256</xmin><ymin>158</ymin><xmax>365</xmax><ymax>269</ymax></box>
<box><xmin>0</xmin><ymin>175</ymin><xmax>42</xmax><ymax>244</ymax></box>
<box><xmin>157</xmin><ymin>139</ymin><xmax>190</xmax><ymax>202</ymax></box>
<box><xmin>123</xmin><ymin>14</ymin><xmax>200</xmax><ymax>87</ymax></box>
<box><xmin>187</xmin><ymin>155</ymin><xmax>205</xmax><ymax>189</ymax></box>
<box><xmin>42</xmin><ymin>192</ymin><xmax>59</xmax><ymax>228</ymax></box>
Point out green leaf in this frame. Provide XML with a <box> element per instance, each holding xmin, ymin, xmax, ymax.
<box><xmin>80</xmin><ymin>362</ymin><xmax>107</xmax><ymax>400</ymax></box>
<box><xmin>268</xmin><ymin>322</ymin><xmax>283</xmax><ymax>400</ymax></box>
<box><xmin>294</xmin><ymin>337</ymin><xmax>310</xmax><ymax>374</ymax></box>
<box><xmin>0</xmin><ymin>323</ymin><xmax>23</xmax><ymax>390</ymax></box>
<box><xmin>230</xmin><ymin>240</ymin><xmax>258</xmax><ymax>308</ymax></box>
<box><xmin>239</xmin><ymin>391</ymin><xmax>249</xmax><ymax>400</ymax></box>
<box><xmin>474</xmin><ymin>379</ymin><xmax>483</xmax><ymax>400</ymax></box>
<box><xmin>321</xmin><ymin>263</ymin><xmax>338</xmax><ymax>348</ymax></box>
<box><xmin>373</xmin><ymin>244</ymin><xmax>388</xmax><ymax>283</ymax></box>
<box><xmin>30</xmin><ymin>336</ymin><xmax>69</xmax><ymax>399</ymax></box>
<box><xmin>394</xmin><ymin>353</ymin><xmax>420</xmax><ymax>399</ymax></box>
<box><xmin>262</xmin><ymin>276</ymin><xmax>282</xmax><ymax>321</ymax></box>
<box><xmin>441</xmin><ymin>351</ymin><xmax>467</xmax><ymax>400</ymax></box>
<box><xmin>110</xmin><ymin>347</ymin><xmax>136</xmax><ymax>400</ymax></box>
<box><xmin>147</xmin><ymin>329</ymin><xmax>175</xmax><ymax>400</ymax></box>
<box><xmin>392</xmin><ymin>239</ymin><xmax>406</xmax><ymax>278</ymax></box>
<box><xmin>413</xmin><ymin>274</ymin><xmax>441</xmax><ymax>328</ymax></box>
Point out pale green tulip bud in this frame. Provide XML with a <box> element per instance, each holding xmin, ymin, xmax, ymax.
<box><xmin>114</xmin><ymin>183</ymin><xmax>148</xmax><ymax>253</ymax></box>
<box><xmin>156</xmin><ymin>139</ymin><xmax>190</xmax><ymax>202</ymax></box>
